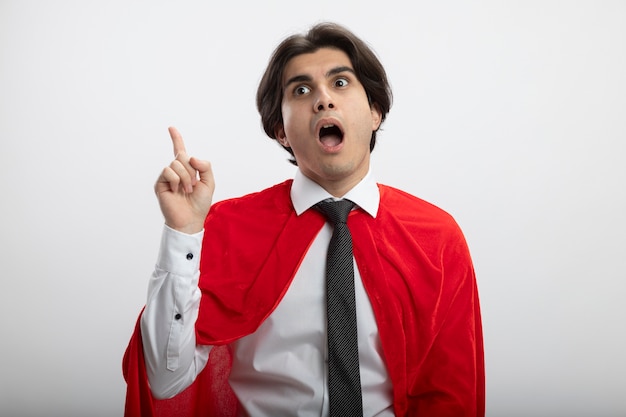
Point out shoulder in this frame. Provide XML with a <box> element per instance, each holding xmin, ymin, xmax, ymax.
<box><xmin>202</xmin><ymin>179</ymin><xmax>295</xmax><ymax>245</ymax></box>
<box><xmin>378</xmin><ymin>184</ymin><xmax>457</xmax><ymax>225</ymax></box>
<box><xmin>209</xmin><ymin>180</ymin><xmax>293</xmax><ymax>217</ymax></box>
<box><xmin>376</xmin><ymin>184</ymin><xmax>468</xmax><ymax>248</ymax></box>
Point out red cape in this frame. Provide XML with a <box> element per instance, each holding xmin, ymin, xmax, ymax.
<box><xmin>124</xmin><ymin>180</ymin><xmax>485</xmax><ymax>416</ymax></box>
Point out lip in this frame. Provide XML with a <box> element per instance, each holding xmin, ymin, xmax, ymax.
<box><xmin>314</xmin><ymin>116</ymin><xmax>345</xmax><ymax>153</ymax></box>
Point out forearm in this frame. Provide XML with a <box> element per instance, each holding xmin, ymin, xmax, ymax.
<box><xmin>140</xmin><ymin>225</ymin><xmax>211</xmax><ymax>399</ymax></box>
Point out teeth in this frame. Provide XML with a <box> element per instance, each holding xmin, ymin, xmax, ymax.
<box><xmin>323</xmin><ymin>124</ymin><xmax>335</xmax><ymax>128</ymax></box>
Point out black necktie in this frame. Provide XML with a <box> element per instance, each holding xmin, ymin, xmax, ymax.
<box><xmin>315</xmin><ymin>199</ymin><xmax>363</xmax><ymax>416</ymax></box>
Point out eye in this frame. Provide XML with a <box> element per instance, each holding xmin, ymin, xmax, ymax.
<box><xmin>334</xmin><ymin>77</ymin><xmax>349</xmax><ymax>88</ymax></box>
<box><xmin>294</xmin><ymin>85</ymin><xmax>310</xmax><ymax>96</ymax></box>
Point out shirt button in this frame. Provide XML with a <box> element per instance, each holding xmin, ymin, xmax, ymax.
<box><xmin>186</xmin><ymin>253</ymin><xmax>193</xmax><ymax>260</ymax></box>
<box><xmin>174</xmin><ymin>313</ymin><xmax>182</xmax><ymax>320</ymax></box>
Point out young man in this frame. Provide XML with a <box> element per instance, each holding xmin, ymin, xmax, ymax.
<box><xmin>124</xmin><ymin>22</ymin><xmax>485</xmax><ymax>416</ymax></box>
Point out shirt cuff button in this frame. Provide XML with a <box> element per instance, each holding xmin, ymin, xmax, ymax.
<box><xmin>186</xmin><ymin>253</ymin><xmax>193</xmax><ymax>260</ymax></box>
<box><xmin>174</xmin><ymin>313</ymin><xmax>182</xmax><ymax>320</ymax></box>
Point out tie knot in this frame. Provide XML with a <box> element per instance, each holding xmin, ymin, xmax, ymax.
<box><xmin>315</xmin><ymin>199</ymin><xmax>355</xmax><ymax>225</ymax></box>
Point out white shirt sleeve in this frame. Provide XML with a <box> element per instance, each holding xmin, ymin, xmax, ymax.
<box><xmin>140</xmin><ymin>225</ymin><xmax>212</xmax><ymax>399</ymax></box>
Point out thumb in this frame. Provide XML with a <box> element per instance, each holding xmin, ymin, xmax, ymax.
<box><xmin>189</xmin><ymin>157</ymin><xmax>214</xmax><ymax>185</ymax></box>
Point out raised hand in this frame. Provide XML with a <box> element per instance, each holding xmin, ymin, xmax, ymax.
<box><xmin>154</xmin><ymin>127</ymin><xmax>215</xmax><ymax>234</ymax></box>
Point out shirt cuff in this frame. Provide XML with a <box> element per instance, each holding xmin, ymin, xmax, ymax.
<box><xmin>156</xmin><ymin>225</ymin><xmax>204</xmax><ymax>276</ymax></box>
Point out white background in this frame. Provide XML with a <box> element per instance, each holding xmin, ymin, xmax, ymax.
<box><xmin>1</xmin><ymin>1</ymin><xmax>625</xmax><ymax>416</ymax></box>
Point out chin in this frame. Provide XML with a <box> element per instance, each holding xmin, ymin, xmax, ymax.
<box><xmin>320</xmin><ymin>162</ymin><xmax>357</xmax><ymax>179</ymax></box>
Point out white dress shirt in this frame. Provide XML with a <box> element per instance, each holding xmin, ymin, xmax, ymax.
<box><xmin>141</xmin><ymin>169</ymin><xmax>394</xmax><ymax>416</ymax></box>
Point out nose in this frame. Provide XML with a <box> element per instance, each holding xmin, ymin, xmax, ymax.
<box><xmin>314</xmin><ymin>89</ymin><xmax>335</xmax><ymax>112</ymax></box>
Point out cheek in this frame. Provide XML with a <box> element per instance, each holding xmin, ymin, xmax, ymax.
<box><xmin>280</xmin><ymin>105</ymin><xmax>297</xmax><ymax>134</ymax></box>
<box><xmin>282</xmin><ymin>107</ymin><xmax>311</xmax><ymax>140</ymax></box>
<box><xmin>355</xmin><ymin>108</ymin><xmax>378</xmax><ymax>139</ymax></box>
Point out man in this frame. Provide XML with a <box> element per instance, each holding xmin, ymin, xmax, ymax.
<box><xmin>123</xmin><ymin>22</ymin><xmax>485</xmax><ymax>416</ymax></box>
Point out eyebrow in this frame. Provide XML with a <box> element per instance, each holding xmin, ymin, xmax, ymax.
<box><xmin>284</xmin><ymin>66</ymin><xmax>356</xmax><ymax>89</ymax></box>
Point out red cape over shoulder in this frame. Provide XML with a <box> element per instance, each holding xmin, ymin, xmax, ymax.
<box><xmin>123</xmin><ymin>180</ymin><xmax>484</xmax><ymax>416</ymax></box>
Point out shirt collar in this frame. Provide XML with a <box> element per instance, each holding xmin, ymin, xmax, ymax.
<box><xmin>290</xmin><ymin>168</ymin><xmax>380</xmax><ymax>218</ymax></box>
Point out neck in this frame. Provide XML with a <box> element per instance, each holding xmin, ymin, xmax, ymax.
<box><xmin>300</xmin><ymin>161</ymin><xmax>370</xmax><ymax>198</ymax></box>
<box><xmin>312</xmin><ymin>167</ymin><xmax>369</xmax><ymax>198</ymax></box>
<box><xmin>319</xmin><ymin>177</ymin><xmax>361</xmax><ymax>198</ymax></box>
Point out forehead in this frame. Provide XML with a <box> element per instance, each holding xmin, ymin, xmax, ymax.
<box><xmin>283</xmin><ymin>47</ymin><xmax>353</xmax><ymax>82</ymax></box>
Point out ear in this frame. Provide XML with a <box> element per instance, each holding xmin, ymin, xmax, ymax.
<box><xmin>275</xmin><ymin>125</ymin><xmax>290</xmax><ymax>147</ymax></box>
<box><xmin>370</xmin><ymin>104</ymin><xmax>383</xmax><ymax>131</ymax></box>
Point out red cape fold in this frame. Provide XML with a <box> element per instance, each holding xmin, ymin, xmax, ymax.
<box><xmin>123</xmin><ymin>180</ymin><xmax>485</xmax><ymax>416</ymax></box>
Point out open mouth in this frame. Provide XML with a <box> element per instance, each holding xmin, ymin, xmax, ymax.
<box><xmin>319</xmin><ymin>124</ymin><xmax>344</xmax><ymax>148</ymax></box>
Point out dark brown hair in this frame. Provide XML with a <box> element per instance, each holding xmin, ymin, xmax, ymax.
<box><xmin>256</xmin><ymin>22</ymin><xmax>393</xmax><ymax>164</ymax></box>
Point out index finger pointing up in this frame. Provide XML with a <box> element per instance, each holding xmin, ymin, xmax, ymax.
<box><xmin>168</xmin><ymin>126</ymin><xmax>187</xmax><ymax>157</ymax></box>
